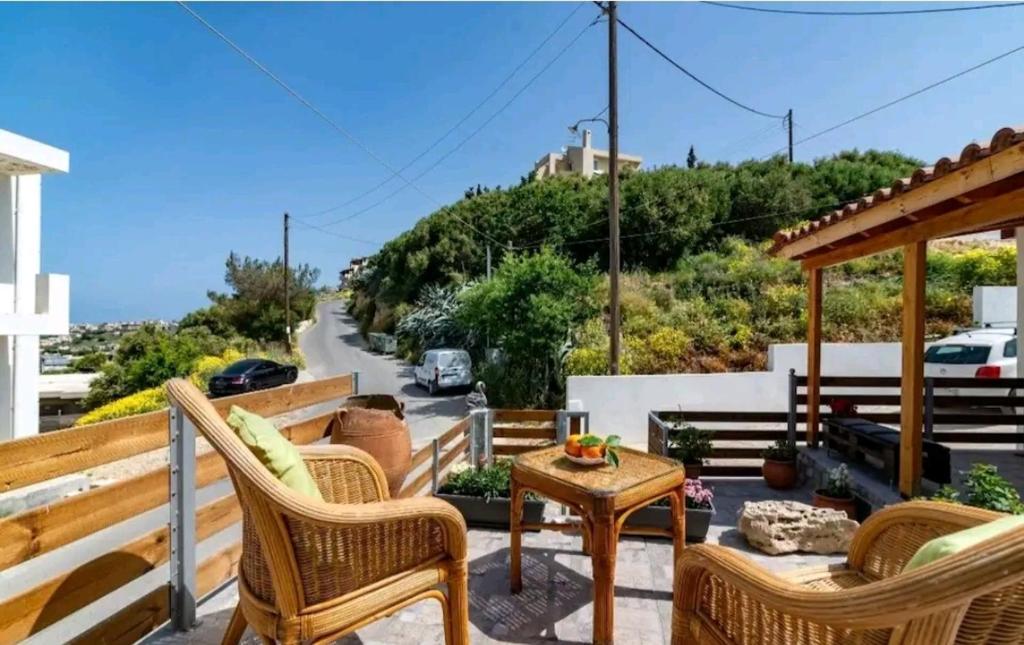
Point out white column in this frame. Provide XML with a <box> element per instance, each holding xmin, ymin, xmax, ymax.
<box><xmin>12</xmin><ymin>176</ymin><xmax>41</xmax><ymax>439</ymax></box>
<box><xmin>1016</xmin><ymin>228</ymin><xmax>1024</xmax><ymax>453</ymax></box>
<box><xmin>0</xmin><ymin>176</ymin><xmax>15</xmax><ymax>440</ymax></box>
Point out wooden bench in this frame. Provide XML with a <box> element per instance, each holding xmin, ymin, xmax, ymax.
<box><xmin>823</xmin><ymin>416</ymin><xmax>951</xmax><ymax>486</ymax></box>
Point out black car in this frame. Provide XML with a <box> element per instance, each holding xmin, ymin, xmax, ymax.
<box><xmin>208</xmin><ymin>359</ymin><xmax>299</xmax><ymax>397</ymax></box>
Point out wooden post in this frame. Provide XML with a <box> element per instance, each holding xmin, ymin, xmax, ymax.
<box><xmin>900</xmin><ymin>241</ymin><xmax>926</xmax><ymax>498</ymax></box>
<box><xmin>806</xmin><ymin>267</ymin><xmax>823</xmax><ymax>447</ymax></box>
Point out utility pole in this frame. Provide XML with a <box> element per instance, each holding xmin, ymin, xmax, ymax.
<box><xmin>283</xmin><ymin>212</ymin><xmax>291</xmax><ymax>354</ymax></box>
<box><xmin>486</xmin><ymin>244</ymin><xmax>492</xmax><ymax>280</ymax></box>
<box><xmin>607</xmin><ymin>0</ymin><xmax>621</xmax><ymax>376</ymax></box>
<box><xmin>787</xmin><ymin>108</ymin><xmax>794</xmax><ymax>164</ymax></box>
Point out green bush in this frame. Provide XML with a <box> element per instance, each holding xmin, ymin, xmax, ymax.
<box><xmin>437</xmin><ymin>460</ymin><xmax>515</xmax><ymax>500</ymax></box>
<box><xmin>933</xmin><ymin>463</ymin><xmax>1024</xmax><ymax>514</ymax></box>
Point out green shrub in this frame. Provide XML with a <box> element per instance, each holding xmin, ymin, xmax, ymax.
<box><xmin>933</xmin><ymin>463</ymin><xmax>1024</xmax><ymax>514</ymax></box>
<box><xmin>75</xmin><ymin>387</ymin><xmax>168</xmax><ymax>426</ymax></box>
<box><xmin>668</xmin><ymin>425</ymin><xmax>714</xmax><ymax>465</ymax></box>
<box><xmin>437</xmin><ymin>460</ymin><xmax>515</xmax><ymax>500</ymax></box>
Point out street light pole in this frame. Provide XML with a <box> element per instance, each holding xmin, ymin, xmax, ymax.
<box><xmin>607</xmin><ymin>0</ymin><xmax>621</xmax><ymax>375</ymax></box>
<box><xmin>284</xmin><ymin>212</ymin><xmax>292</xmax><ymax>354</ymax></box>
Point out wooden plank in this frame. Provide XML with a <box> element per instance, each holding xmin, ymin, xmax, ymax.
<box><xmin>655</xmin><ymin>411</ymin><xmax>792</xmax><ymax>423</ymax></box>
<box><xmin>930</xmin><ymin>377</ymin><xmax>1024</xmax><ymax>389</ymax></box>
<box><xmin>0</xmin><ymin>409</ymin><xmax>169</xmax><ymax>493</ymax></box>
<box><xmin>932</xmin><ymin>412</ymin><xmax>1024</xmax><ymax>424</ymax></box>
<box><xmin>398</xmin><ymin>466</ymin><xmax>434</xmax><ymax>499</ymax></box>
<box><xmin>800</xmin><ymin>375</ymin><xmax>1024</xmax><ymax>389</ymax></box>
<box><xmin>776</xmin><ymin>142</ymin><xmax>1024</xmax><ymax>260</ymax></box>
<box><xmin>493</xmin><ymin>409</ymin><xmax>557</xmax><ymax>423</ymax></box>
<box><xmin>702</xmin><ymin>430</ymin><xmax>792</xmax><ymax>441</ymax></box>
<box><xmin>409</xmin><ymin>443</ymin><xmax>432</xmax><ymax>471</ymax></box>
<box><xmin>799</xmin><ymin>393</ymin><xmax>1024</xmax><ymax>407</ymax></box>
<box><xmin>932</xmin><ymin>432</ymin><xmax>1024</xmax><ymax>443</ymax></box>
<box><xmin>210</xmin><ymin>373</ymin><xmax>354</xmax><ymax>418</ymax></box>
<box><xmin>278</xmin><ymin>411</ymin><xmax>333</xmax><ymax>445</ymax></box>
<box><xmin>437</xmin><ymin>437</ymin><xmax>470</xmax><ymax>472</ymax></box>
<box><xmin>0</xmin><ymin>494</ymin><xmax>240</xmax><ymax>641</ymax></box>
<box><xmin>492</xmin><ymin>426</ymin><xmax>557</xmax><ymax>439</ymax></box>
<box><xmin>0</xmin><ymin>449</ymin><xmax>227</xmax><ymax>573</ymax></box>
<box><xmin>806</xmin><ymin>266</ymin><xmax>823</xmax><ymax>447</ymax></box>
<box><xmin>437</xmin><ymin>418</ymin><xmax>470</xmax><ymax>448</ymax></box>
<box><xmin>493</xmin><ymin>443</ymin><xmax>551</xmax><ymax>456</ymax></box>
<box><xmin>709</xmin><ymin>447</ymin><xmax>769</xmax><ymax>459</ymax></box>
<box><xmin>802</xmin><ymin>184</ymin><xmax>1024</xmax><ymax>269</ymax></box>
<box><xmin>701</xmin><ymin>465</ymin><xmax>762</xmax><ymax>477</ymax></box>
<box><xmin>70</xmin><ymin>541</ymin><xmax>242</xmax><ymax>645</ymax></box>
<box><xmin>900</xmin><ymin>241</ymin><xmax>926</xmax><ymax>498</ymax></box>
<box><xmin>796</xmin><ymin>376</ymin><xmax>903</xmax><ymax>387</ymax></box>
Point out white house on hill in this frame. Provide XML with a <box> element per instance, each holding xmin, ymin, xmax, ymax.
<box><xmin>0</xmin><ymin>129</ymin><xmax>70</xmax><ymax>441</ymax></box>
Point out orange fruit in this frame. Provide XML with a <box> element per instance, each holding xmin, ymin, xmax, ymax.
<box><xmin>565</xmin><ymin>435</ymin><xmax>583</xmax><ymax>457</ymax></box>
<box><xmin>581</xmin><ymin>445</ymin><xmax>604</xmax><ymax>459</ymax></box>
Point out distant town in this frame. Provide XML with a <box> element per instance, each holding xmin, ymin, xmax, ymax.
<box><xmin>41</xmin><ymin>320</ymin><xmax>174</xmax><ymax>372</ymax></box>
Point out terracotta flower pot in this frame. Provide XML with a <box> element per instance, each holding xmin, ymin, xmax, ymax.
<box><xmin>683</xmin><ymin>462</ymin><xmax>703</xmax><ymax>480</ymax></box>
<box><xmin>330</xmin><ymin>396</ymin><xmax>411</xmax><ymax>496</ymax></box>
<box><xmin>812</xmin><ymin>490</ymin><xmax>857</xmax><ymax>519</ymax></box>
<box><xmin>762</xmin><ymin>459</ymin><xmax>798</xmax><ymax>490</ymax></box>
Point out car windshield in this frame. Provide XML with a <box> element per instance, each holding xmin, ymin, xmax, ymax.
<box><xmin>438</xmin><ymin>352</ymin><xmax>470</xmax><ymax>368</ymax></box>
<box><xmin>924</xmin><ymin>344</ymin><xmax>991</xmax><ymax>365</ymax></box>
<box><xmin>221</xmin><ymin>359</ymin><xmax>261</xmax><ymax>375</ymax></box>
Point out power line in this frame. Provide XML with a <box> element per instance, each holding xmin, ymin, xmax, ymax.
<box><xmin>764</xmin><ymin>41</ymin><xmax>1024</xmax><ymax>157</ymax></box>
<box><xmin>702</xmin><ymin>1</ymin><xmax>1024</xmax><ymax>16</ymax></box>
<box><xmin>298</xmin><ymin>4</ymin><xmax>585</xmax><ymax>220</ymax></box>
<box><xmin>611</xmin><ymin>10</ymin><xmax>786</xmax><ymax>119</ymax></box>
<box><xmin>290</xmin><ymin>218</ymin><xmax>382</xmax><ymax>245</ymax></box>
<box><xmin>317</xmin><ymin>15</ymin><xmax>598</xmax><ymax>229</ymax></box>
<box><xmin>176</xmin><ymin>1</ymin><xmax>505</xmax><ymax>247</ymax></box>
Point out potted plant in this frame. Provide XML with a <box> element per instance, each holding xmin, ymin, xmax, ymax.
<box><xmin>435</xmin><ymin>460</ymin><xmax>545</xmax><ymax>529</ymax></box>
<box><xmin>624</xmin><ymin>478</ymin><xmax>716</xmax><ymax>542</ymax></box>
<box><xmin>812</xmin><ymin>464</ymin><xmax>857</xmax><ymax>519</ymax></box>
<box><xmin>761</xmin><ymin>439</ymin><xmax>798</xmax><ymax>490</ymax></box>
<box><xmin>667</xmin><ymin>424</ymin><xmax>714</xmax><ymax>479</ymax></box>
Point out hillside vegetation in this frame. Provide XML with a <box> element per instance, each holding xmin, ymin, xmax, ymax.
<box><xmin>348</xmin><ymin>150</ymin><xmax>1017</xmax><ymax>408</ymax></box>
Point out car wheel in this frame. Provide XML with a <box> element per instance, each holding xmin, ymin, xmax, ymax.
<box><xmin>428</xmin><ymin>379</ymin><xmax>438</xmax><ymax>396</ymax></box>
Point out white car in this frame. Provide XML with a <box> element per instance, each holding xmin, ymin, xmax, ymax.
<box><xmin>923</xmin><ymin>327</ymin><xmax>1017</xmax><ymax>396</ymax></box>
<box><xmin>414</xmin><ymin>349</ymin><xmax>473</xmax><ymax>396</ymax></box>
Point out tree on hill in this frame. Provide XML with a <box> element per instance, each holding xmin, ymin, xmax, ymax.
<box><xmin>687</xmin><ymin>145</ymin><xmax>697</xmax><ymax>169</ymax></box>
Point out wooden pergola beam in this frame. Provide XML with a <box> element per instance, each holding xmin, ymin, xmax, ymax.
<box><xmin>806</xmin><ymin>268</ymin><xmax>822</xmax><ymax>447</ymax></box>
<box><xmin>900</xmin><ymin>241</ymin><xmax>926</xmax><ymax>498</ymax></box>
<box><xmin>801</xmin><ymin>186</ymin><xmax>1024</xmax><ymax>270</ymax></box>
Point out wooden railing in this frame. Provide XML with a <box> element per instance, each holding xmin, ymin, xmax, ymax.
<box><xmin>0</xmin><ymin>373</ymin><xmax>355</xmax><ymax>644</ymax></box>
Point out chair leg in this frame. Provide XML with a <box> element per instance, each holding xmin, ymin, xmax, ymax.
<box><xmin>446</xmin><ymin>560</ymin><xmax>470</xmax><ymax>645</ymax></box>
<box><xmin>221</xmin><ymin>604</ymin><xmax>247</xmax><ymax>645</ymax></box>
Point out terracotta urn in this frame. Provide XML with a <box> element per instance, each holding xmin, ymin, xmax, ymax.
<box><xmin>762</xmin><ymin>459</ymin><xmax>798</xmax><ymax>490</ymax></box>
<box><xmin>812</xmin><ymin>490</ymin><xmax>857</xmax><ymax>520</ymax></box>
<box><xmin>330</xmin><ymin>395</ymin><xmax>411</xmax><ymax>496</ymax></box>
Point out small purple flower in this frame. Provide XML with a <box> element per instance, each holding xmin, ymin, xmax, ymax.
<box><xmin>684</xmin><ymin>478</ymin><xmax>714</xmax><ymax>509</ymax></box>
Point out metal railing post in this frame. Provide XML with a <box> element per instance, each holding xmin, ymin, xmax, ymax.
<box><xmin>169</xmin><ymin>404</ymin><xmax>197</xmax><ymax>632</ymax></box>
<box><xmin>470</xmin><ymin>409</ymin><xmax>488</xmax><ymax>468</ymax></box>
<box><xmin>430</xmin><ymin>438</ymin><xmax>441</xmax><ymax>494</ymax></box>
<box><xmin>484</xmin><ymin>409</ymin><xmax>494</xmax><ymax>466</ymax></box>
<box><xmin>555</xmin><ymin>410</ymin><xmax>569</xmax><ymax>444</ymax></box>
<box><xmin>924</xmin><ymin>377</ymin><xmax>935</xmax><ymax>440</ymax></box>
<box><xmin>351</xmin><ymin>371</ymin><xmax>360</xmax><ymax>395</ymax></box>
<box><xmin>787</xmin><ymin>368</ymin><xmax>798</xmax><ymax>446</ymax></box>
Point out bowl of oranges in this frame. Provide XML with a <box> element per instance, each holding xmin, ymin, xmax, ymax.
<box><xmin>564</xmin><ymin>433</ymin><xmax>622</xmax><ymax>467</ymax></box>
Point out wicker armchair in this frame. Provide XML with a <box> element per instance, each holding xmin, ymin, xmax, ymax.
<box><xmin>673</xmin><ymin>500</ymin><xmax>1024</xmax><ymax>645</ymax></box>
<box><xmin>165</xmin><ymin>379</ymin><xmax>469</xmax><ymax>645</ymax></box>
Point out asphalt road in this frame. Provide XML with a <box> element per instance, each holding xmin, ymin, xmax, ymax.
<box><xmin>299</xmin><ymin>299</ymin><xmax>467</xmax><ymax>445</ymax></box>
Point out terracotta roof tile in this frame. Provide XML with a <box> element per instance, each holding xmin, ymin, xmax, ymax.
<box><xmin>770</xmin><ymin>126</ymin><xmax>1024</xmax><ymax>254</ymax></box>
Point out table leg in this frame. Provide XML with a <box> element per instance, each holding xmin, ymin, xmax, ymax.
<box><xmin>510</xmin><ymin>478</ymin><xmax>524</xmax><ymax>593</ymax></box>
<box><xmin>590</xmin><ymin>505</ymin><xmax>618</xmax><ymax>645</ymax></box>
<box><xmin>669</xmin><ymin>484</ymin><xmax>687</xmax><ymax>569</ymax></box>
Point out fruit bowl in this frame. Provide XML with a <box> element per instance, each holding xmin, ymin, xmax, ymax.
<box><xmin>565</xmin><ymin>453</ymin><xmax>608</xmax><ymax>467</ymax></box>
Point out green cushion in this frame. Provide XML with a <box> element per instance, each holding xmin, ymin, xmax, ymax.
<box><xmin>904</xmin><ymin>514</ymin><xmax>1024</xmax><ymax>572</ymax></box>
<box><xmin>226</xmin><ymin>405</ymin><xmax>323</xmax><ymax>501</ymax></box>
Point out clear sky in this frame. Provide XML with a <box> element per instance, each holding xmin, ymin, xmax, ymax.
<box><xmin>2</xmin><ymin>2</ymin><xmax>1022</xmax><ymax>323</ymax></box>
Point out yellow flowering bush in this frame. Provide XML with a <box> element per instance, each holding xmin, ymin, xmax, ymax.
<box><xmin>188</xmin><ymin>348</ymin><xmax>245</xmax><ymax>390</ymax></box>
<box><xmin>75</xmin><ymin>386</ymin><xmax>167</xmax><ymax>426</ymax></box>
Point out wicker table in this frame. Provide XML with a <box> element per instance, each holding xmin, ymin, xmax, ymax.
<box><xmin>509</xmin><ymin>446</ymin><xmax>686</xmax><ymax>644</ymax></box>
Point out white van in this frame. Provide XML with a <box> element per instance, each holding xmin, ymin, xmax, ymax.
<box><xmin>414</xmin><ymin>349</ymin><xmax>473</xmax><ymax>395</ymax></box>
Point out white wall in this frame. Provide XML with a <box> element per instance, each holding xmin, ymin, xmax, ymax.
<box><xmin>973</xmin><ymin>286</ymin><xmax>1017</xmax><ymax>326</ymax></box>
<box><xmin>568</xmin><ymin>342</ymin><xmax>904</xmax><ymax>447</ymax></box>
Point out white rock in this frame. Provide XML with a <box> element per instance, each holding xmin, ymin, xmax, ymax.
<box><xmin>738</xmin><ymin>500</ymin><xmax>859</xmax><ymax>555</ymax></box>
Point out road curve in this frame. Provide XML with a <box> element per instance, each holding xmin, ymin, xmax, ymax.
<box><xmin>299</xmin><ymin>300</ymin><xmax>467</xmax><ymax>445</ymax></box>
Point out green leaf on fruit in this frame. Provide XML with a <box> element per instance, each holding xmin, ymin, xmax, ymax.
<box><xmin>606</xmin><ymin>448</ymin><xmax>620</xmax><ymax>468</ymax></box>
<box><xmin>604</xmin><ymin>435</ymin><xmax>621</xmax><ymax>448</ymax></box>
<box><xmin>579</xmin><ymin>434</ymin><xmax>603</xmax><ymax>447</ymax></box>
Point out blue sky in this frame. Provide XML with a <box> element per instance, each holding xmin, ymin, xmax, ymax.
<box><xmin>2</xmin><ymin>2</ymin><xmax>1022</xmax><ymax>323</ymax></box>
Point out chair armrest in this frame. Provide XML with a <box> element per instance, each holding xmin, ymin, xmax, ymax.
<box><xmin>847</xmin><ymin>500</ymin><xmax>1001</xmax><ymax>576</ymax></box>
<box><xmin>297</xmin><ymin>444</ymin><xmax>390</xmax><ymax>503</ymax></box>
<box><xmin>676</xmin><ymin>536</ymin><xmax>1024</xmax><ymax>639</ymax></box>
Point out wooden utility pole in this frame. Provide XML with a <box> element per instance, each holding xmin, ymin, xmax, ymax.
<box><xmin>284</xmin><ymin>212</ymin><xmax>292</xmax><ymax>354</ymax></box>
<box><xmin>787</xmin><ymin>109</ymin><xmax>794</xmax><ymax>163</ymax></box>
<box><xmin>607</xmin><ymin>0</ymin><xmax>621</xmax><ymax>375</ymax></box>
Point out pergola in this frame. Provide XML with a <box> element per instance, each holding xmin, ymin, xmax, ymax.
<box><xmin>770</xmin><ymin>126</ymin><xmax>1024</xmax><ymax>497</ymax></box>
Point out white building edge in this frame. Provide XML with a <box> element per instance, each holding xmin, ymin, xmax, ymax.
<box><xmin>0</xmin><ymin>129</ymin><xmax>70</xmax><ymax>441</ymax></box>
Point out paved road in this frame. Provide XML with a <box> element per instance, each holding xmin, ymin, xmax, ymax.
<box><xmin>299</xmin><ymin>299</ymin><xmax>467</xmax><ymax>445</ymax></box>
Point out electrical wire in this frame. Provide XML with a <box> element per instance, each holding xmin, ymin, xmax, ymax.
<box><xmin>290</xmin><ymin>218</ymin><xmax>381</xmax><ymax>245</ymax></box>
<box><xmin>176</xmin><ymin>1</ymin><xmax>505</xmax><ymax>247</ymax></box>
<box><xmin>297</xmin><ymin>3</ymin><xmax>585</xmax><ymax>220</ymax></box>
<box><xmin>702</xmin><ymin>1</ymin><xmax>1024</xmax><ymax>16</ymax></box>
<box><xmin>610</xmin><ymin>9</ymin><xmax>786</xmax><ymax>119</ymax></box>
<box><xmin>762</xmin><ymin>41</ymin><xmax>1024</xmax><ymax>158</ymax></box>
<box><xmin>317</xmin><ymin>15</ymin><xmax>598</xmax><ymax>229</ymax></box>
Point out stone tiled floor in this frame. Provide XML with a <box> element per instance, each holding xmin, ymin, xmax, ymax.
<box><xmin>151</xmin><ymin>480</ymin><xmax>843</xmax><ymax>644</ymax></box>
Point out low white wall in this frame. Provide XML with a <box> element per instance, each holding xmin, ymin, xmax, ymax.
<box><xmin>568</xmin><ymin>342</ymin><xmax>905</xmax><ymax>447</ymax></box>
<box><xmin>973</xmin><ymin>286</ymin><xmax>1017</xmax><ymax>326</ymax></box>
